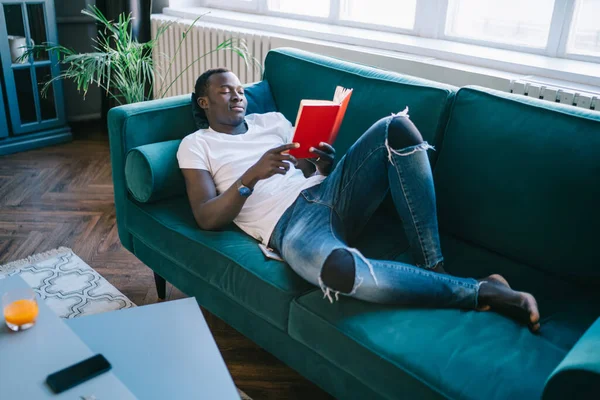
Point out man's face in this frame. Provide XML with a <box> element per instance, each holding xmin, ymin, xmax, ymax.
<box><xmin>198</xmin><ymin>72</ymin><xmax>247</xmax><ymax>128</ymax></box>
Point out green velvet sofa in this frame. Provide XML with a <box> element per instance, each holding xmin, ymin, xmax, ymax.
<box><xmin>108</xmin><ymin>48</ymin><xmax>600</xmax><ymax>399</ymax></box>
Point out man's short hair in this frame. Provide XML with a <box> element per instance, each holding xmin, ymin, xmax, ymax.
<box><xmin>194</xmin><ymin>68</ymin><xmax>230</xmax><ymax>98</ymax></box>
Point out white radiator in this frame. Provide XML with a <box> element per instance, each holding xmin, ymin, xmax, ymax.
<box><xmin>509</xmin><ymin>79</ymin><xmax>599</xmax><ymax>111</ymax></box>
<box><xmin>151</xmin><ymin>16</ymin><xmax>271</xmax><ymax>98</ymax></box>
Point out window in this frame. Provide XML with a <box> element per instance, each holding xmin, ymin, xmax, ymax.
<box><xmin>340</xmin><ymin>0</ymin><xmax>417</xmax><ymax>30</ymax></box>
<box><xmin>204</xmin><ymin>0</ymin><xmax>258</xmax><ymax>12</ymax></box>
<box><xmin>267</xmin><ymin>0</ymin><xmax>330</xmax><ymax>18</ymax></box>
<box><xmin>195</xmin><ymin>0</ymin><xmax>600</xmax><ymax>62</ymax></box>
<box><xmin>566</xmin><ymin>0</ymin><xmax>600</xmax><ymax>57</ymax></box>
<box><xmin>445</xmin><ymin>0</ymin><xmax>556</xmax><ymax>48</ymax></box>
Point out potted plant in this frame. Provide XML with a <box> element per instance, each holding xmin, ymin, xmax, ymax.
<box><xmin>21</xmin><ymin>5</ymin><xmax>258</xmax><ymax>107</ymax></box>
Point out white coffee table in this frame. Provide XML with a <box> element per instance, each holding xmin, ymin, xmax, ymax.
<box><xmin>0</xmin><ymin>275</ymin><xmax>240</xmax><ymax>399</ymax></box>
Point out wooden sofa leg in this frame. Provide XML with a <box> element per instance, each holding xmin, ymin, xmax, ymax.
<box><xmin>154</xmin><ymin>272</ymin><xmax>167</xmax><ymax>300</ymax></box>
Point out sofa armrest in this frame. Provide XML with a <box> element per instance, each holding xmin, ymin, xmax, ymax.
<box><xmin>108</xmin><ymin>95</ymin><xmax>196</xmax><ymax>250</ymax></box>
<box><xmin>543</xmin><ymin>317</ymin><xmax>600</xmax><ymax>400</ymax></box>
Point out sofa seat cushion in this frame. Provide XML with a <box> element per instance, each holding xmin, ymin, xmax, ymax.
<box><xmin>368</xmin><ymin>231</ymin><xmax>600</xmax><ymax>350</ymax></box>
<box><xmin>125</xmin><ymin>196</ymin><xmax>315</xmax><ymax>331</ymax></box>
<box><xmin>288</xmin><ymin>232</ymin><xmax>600</xmax><ymax>400</ymax></box>
<box><xmin>440</xmin><ymin>233</ymin><xmax>600</xmax><ymax>352</ymax></box>
<box><xmin>290</xmin><ymin>293</ymin><xmax>567</xmax><ymax>400</ymax></box>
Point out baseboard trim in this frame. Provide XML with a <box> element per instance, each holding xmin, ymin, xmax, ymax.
<box><xmin>67</xmin><ymin>113</ymin><xmax>102</xmax><ymax>123</ymax></box>
<box><xmin>0</xmin><ymin>128</ymin><xmax>72</xmax><ymax>156</ymax></box>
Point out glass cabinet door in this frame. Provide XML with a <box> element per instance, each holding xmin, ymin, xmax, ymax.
<box><xmin>0</xmin><ymin>80</ymin><xmax>8</xmax><ymax>138</ymax></box>
<box><xmin>0</xmin><ymin>0</ymin><xmax>65</xmax><ymax>135</ymax></box>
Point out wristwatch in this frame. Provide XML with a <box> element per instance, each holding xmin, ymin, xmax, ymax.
<box><xmin>238</xmin><ymin>179</ymin><xmax>253</xmax><ymax>197</ymax></box>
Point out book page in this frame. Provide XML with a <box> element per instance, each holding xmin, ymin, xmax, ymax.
<box><xmin>333</xmin><ymin>86</ymin><xmax>352</xmax><ymax>104</ymax></box>
<box><xmin>300</xmin><ymin>100</ymin><xmax>336</xmax><ymax>106</ymax></box>
<box><xmin>330</xmin><ymin>87</ymin><xmax>353</xmax><ymax>140</ymax></box>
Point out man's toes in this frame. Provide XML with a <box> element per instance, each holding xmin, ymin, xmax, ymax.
<box><xmin>521</xmin><ymin>292</ymin><xmax>540</xmax><ymax>327</ymax></box>
<box><xmin>530</xmin><ymin>322</ymin><xmax>541</xmax><ymax>333</ymax></box>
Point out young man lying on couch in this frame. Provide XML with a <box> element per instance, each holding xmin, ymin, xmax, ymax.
<box><xmin>177</xmin><ymin>68</ymin><xmax>541</xmax><ymax>332</ymax></box>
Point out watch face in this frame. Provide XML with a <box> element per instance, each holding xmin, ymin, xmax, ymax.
<box><xmin>239</xmin><ymin>186</ymin><xmax>252</xmax><ymax>197</ymax></box>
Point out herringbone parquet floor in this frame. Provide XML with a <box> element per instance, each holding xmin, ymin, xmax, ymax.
<box><xmin>0</xmin><ymin>124</ymin><xmax>333</xmax><ymax>400</ymax></box>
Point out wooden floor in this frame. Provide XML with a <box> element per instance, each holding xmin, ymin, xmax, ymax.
<box><xmin>0</xmin><ymin>123</ymin><xmax>333</xmax><ymax>400</ymax></box>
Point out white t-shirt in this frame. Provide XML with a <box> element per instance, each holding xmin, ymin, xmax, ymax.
<box><xmin>177</xmin><ymin>112</ymin><xmax>325</xmax><ymax>244</ymax></box>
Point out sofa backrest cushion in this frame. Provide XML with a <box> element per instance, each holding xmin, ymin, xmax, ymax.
<box><xmin>264</xmin><ymin>47</ymin><xmax>456</xmax><ymax>164</ymax></box>
<box><xmin>435</xmin><ymin>86</ymin><xmax>600</xmax><ymax>281</ymax></box>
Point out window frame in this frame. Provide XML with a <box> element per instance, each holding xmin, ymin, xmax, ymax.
<box><xmin>438</xmin><ymin>0</ymin><xmax>571</xmax><ymax>56</ymax></box>
<box><xmin>559</xmin><ymin>0</ymin><xmax>600</xmax><ymax>63</ymax></box>
<box><xmin>199</xmin><ymin>0</ymin><xmax>600</xmax><ymax>63</ymax></box>
<box><xmin>204</xmin><ymin>0</ymin><xmax>259</xmax><ymax>12</ymax></box>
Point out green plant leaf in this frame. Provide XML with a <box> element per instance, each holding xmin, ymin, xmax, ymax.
<box><xmin>22</xmin><ymin>5</ymin><xmax>262</xmax><ymax>105</ymax></box>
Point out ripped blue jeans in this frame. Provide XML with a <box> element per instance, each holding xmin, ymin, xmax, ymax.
<box><xmin>269</xmin><ymin>110</ymin><xmax>481</xmax><ymax>309</ymax></box>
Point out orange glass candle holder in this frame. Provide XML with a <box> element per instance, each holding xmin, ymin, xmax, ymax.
<box><xmin>2</xmin><ymin>288</ymin><xmax>39</xmax><ymax>331</ymax></box>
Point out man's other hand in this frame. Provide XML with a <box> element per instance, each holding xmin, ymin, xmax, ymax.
<box><xmin>242</xmin><ymin>143</ymin><xmax>299</xmax><ymax>187</ymax></box>
<box><xmin>309</xmin><ymin>142</ymin><xmax>336</xmax><ymax>176</ymax></box>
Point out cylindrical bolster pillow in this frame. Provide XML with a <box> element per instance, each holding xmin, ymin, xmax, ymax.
<box><xmin>542</xmin><ymin>317</ymin><xmax>600</xmax><ymax>400</ymax></box>
<box><xmin>125</xmin><ymin>139</ymin><xmax>185</xmax><ymax>203</ymax></box>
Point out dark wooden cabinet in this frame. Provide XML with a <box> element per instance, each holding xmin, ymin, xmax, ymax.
<box><xmin>0</xmin><ymin>79</ymin><xmax>8</xmax><ymax>138</ymax></box>
<box><xmin>0</xmin><ymin>0</ymin><xmax>71</xmax><ymax>155</ymax></box>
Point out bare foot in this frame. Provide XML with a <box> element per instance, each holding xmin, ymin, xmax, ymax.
<box><xmin>477</xmin><ymin>278</ymin><xmax>541</xmax><ymax>332</ymax></box>
<box><xmin>476</xmin><ymin>274</ymin><xmax>511</xmax><ymax>311</ymax></box>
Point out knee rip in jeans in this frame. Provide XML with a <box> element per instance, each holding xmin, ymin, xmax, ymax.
<box><xmin>384</xmin><ymin>107</ymin><xmax>435</xmax><ymax>163</ymax></box>
<box><xmin>318</xmin><ymin>248</ymin><xmax>379</xmax><ymax>303</ymax></box>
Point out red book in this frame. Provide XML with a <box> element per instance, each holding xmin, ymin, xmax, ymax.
<box><xmin>289</xmin><ymin>86</ymin><xmax>353</xmax><ymax>158</ymax></box>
